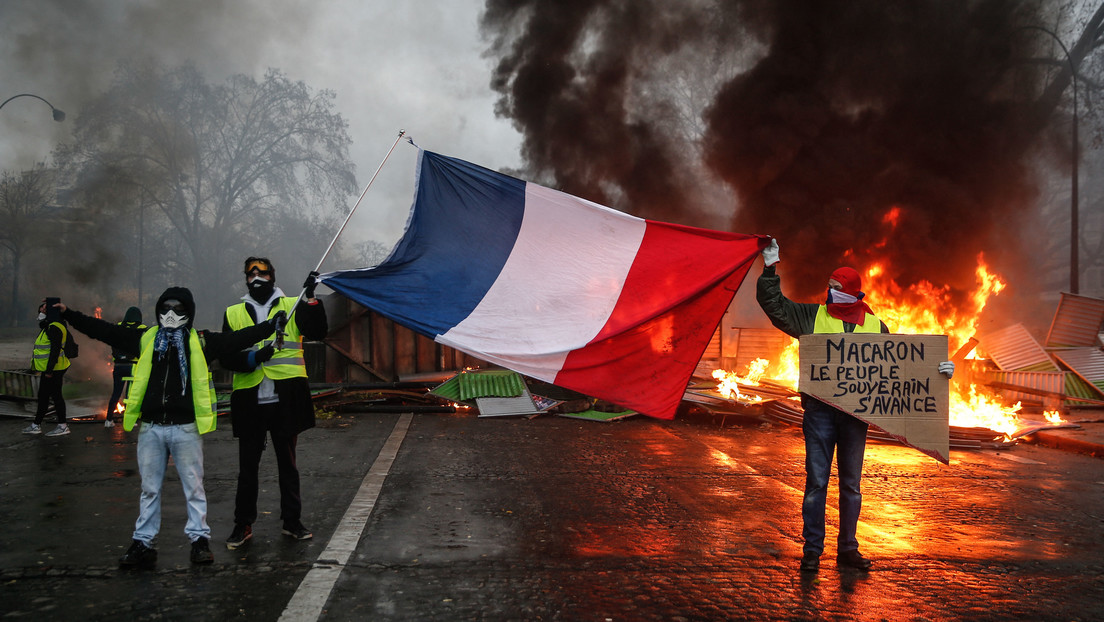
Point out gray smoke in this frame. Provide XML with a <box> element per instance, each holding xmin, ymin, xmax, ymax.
<box><xmin>0</xmin><ymin>0</ymin><xmax>324</xmax><ymax>323</ymax></box>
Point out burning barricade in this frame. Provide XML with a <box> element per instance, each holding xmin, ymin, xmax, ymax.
<box><xmin>690</xmin><ymin>257</ymin><xmax>1103</xmax><ymax>451</ymax></box>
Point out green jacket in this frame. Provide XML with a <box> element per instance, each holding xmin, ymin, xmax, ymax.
<box><xmin>756</xmin><ymin>265</ymin><xmax>889</xmax><ymax>338</ymax></box>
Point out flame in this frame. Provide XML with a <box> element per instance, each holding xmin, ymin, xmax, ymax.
<box><xmin>714</xmin><ymin>230</ymin><xmax>1059</xmax><ymax>435</ymax></box>
<box><xmin>94</xmin><ymin>306</ymin><xmax>103</xmax><ymax>319</ymax></box>
<box><xmin>115</xmin><ymin>402</ymin><xmax>126</xmax><ymax>415</ymax></box>
<box><xmin>882</xmin><ymin>206</ymin><xmax>902</xmax><ymax>228</ymax></box>
<box><xmin>712</xmin><ymin>360</ymin><xmax>768</xmax><ymax>403</ymax></box>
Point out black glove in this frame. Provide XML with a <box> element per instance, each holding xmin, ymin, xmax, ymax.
<box><xmin>268</xmin><ymin>310</ymin><xmax>288</xmax><ymax>333</ymax></box>
<box><xmin>254</xmin><ymin>344</ymin><xmax>275</xmax><ymax>364</ymax></box>
<box><xmin>303</xmin><ymin>271</ymin><xmax>320</xmax><ymax>298</ymax></box>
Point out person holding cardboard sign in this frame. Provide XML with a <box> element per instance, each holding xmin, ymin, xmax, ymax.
<box><xmin>756</xmin><ymin>238</ymin><xmax>954</xmax><ymax>573</ymax></box>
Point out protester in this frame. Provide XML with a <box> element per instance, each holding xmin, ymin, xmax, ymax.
<box><xmin>220</xmin><ymin>257</ymin><xmax>327</xmax><ymax>549</ymax></box>
<box><xmin>105</xmin><ymin>306</ymin><xmax>146</xmax><ymax>428</ymax></box>
<box><xmin>23</xmin><ymin>298</ymin><xmax>73</xmax><ymax>437</ymax></box>
<box><xmin>755</xmin><ymin>238</ymin><xmax>954</xmax><ymax>573</ymax></box>
<box><xmin>57</xmin><ymin>287</ymin><xmax>281</xmax><ymax>567</ymax></box>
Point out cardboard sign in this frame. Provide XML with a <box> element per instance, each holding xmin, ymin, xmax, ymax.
<box><xmin>799</xmin><ymin>333</ymin><xmax>950</xmax><ymax>463</ymax></box>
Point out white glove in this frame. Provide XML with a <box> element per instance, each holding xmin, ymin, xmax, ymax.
<box><xmin>762</xmin><ymin>238</ymin><xmax>780</xmax><ymax>266</ymax></box>
<box><xmin>938</xmin><ymin>361</ymin><xmax>955</xmax><ymax>379</ymax></box>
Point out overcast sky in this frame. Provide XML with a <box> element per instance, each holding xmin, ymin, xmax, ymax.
<box><xmin>0</xmin><ymin>0</ymin><xmax>522</xmax><ymax>253</ymax></box>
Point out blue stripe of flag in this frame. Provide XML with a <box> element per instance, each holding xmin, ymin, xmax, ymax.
<box><xmin>323</xmin><ymin>150</ymin><xmax>526</xmax><ymax>337</ymax></box>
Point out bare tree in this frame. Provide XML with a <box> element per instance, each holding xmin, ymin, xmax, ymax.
<box><xmin>0</xmin><ymin>163</ymin><xmax>54</xmax><ymax>325</ymax></box>
<box><xmin>56</xmin><ymin>62</ymin><xmax>358</xmax><ymax>313</ymax></box>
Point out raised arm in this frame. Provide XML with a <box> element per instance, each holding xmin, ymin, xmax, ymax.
<box><xmin>61</xmin><ymin>306</ymin><xmax>143</xmax><ymax>356</ymax></box>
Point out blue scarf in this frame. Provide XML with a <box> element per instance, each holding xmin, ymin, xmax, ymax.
<box><xmin>153</xmin><ymin>328</ymin><xmax>189</xmax><ymax>395</ymax></box>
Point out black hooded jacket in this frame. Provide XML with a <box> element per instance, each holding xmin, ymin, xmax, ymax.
<box><xmin>64</xmin><ymin>287</ymin><xmax>276</xmax><ymax>425</ymax></box>
<box><xmin>111</xmin><ymin>306</ymin><xmax>145</xmax><ymax>363</ymax></box>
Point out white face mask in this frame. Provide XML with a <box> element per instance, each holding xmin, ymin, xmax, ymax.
<box><xmin>37</xmin><ymin>313</ymin><xmax>46</xmax><ymax>321</ymax></box>
<box><xmin>159</xmin><ymin>310</ymin><xmax>189</xmax><ymax>329</ymax></box>
<box><xmin>826</xmin><ymin>288</ymin><xmax>859</xmax><ymax>305</ymax></box>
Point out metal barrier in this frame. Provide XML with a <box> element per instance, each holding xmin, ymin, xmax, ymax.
<box><xmin>0</xmin><ymin>369</ymin><xmax>39</xmax><ymax>400</ymax></box>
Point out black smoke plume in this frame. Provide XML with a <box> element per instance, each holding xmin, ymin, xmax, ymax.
<box><xmin>482</xmin><ymin>0</ymin><xmax>1052</xmax><ymax>313</ymax></box>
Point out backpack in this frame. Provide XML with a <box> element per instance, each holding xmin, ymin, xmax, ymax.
<box><xmin>64</xmin><ymin>329</ymin><xmax>79</xmax><ymax>359</ymax></box>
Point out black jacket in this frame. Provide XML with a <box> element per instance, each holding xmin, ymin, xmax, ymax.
<box><xmin>219</xmin><ymin>294</ymin><xmax>328</xmax><ymax>437</ymax></box>
<box><xmin>111</xmin><ymin>306</ymin><xmax>145</xmax><ymax>363</ymax></box>
<box><xmin>64</xmin><ymin>287</ymin><xmax>275</xmax><ymax>425</ymax></box>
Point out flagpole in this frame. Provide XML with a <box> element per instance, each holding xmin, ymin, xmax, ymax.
<box><xmin>277</xmin><ymin>129</ymin><xmax>408</xmax><ymax>344</ymax></box>
<box><xmin>315</xmin><ymin>128</ymin><xmax>407</xmax><ymax>275</ymax></box>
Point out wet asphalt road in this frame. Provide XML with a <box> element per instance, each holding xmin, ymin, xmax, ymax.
<box><xmin>2</xmin><ymin>409</ymin><xmax>1104</xmax><ymax>621</ymax></box>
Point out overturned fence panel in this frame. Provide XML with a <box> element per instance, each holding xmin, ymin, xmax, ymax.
<box><xmin>324</xmin><ymin>294</ymin><xmax>487</xmax><ymax>383</ymax></box>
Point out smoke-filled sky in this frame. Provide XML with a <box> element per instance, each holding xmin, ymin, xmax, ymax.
<box><xmin>1</xmin><ymin>0</ymin><xmax>1097</xmax><ymax>333</ymax></box>
<box><xmin>0</xmin><ymin>0</ymin><xmax>523</xmax><ymax>252</ymax></box>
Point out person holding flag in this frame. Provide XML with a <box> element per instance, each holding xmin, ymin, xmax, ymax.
<box><xmin>221</xmin><ymin>257</ymin><xmax>328</xmax><ymax>549</ymax></box>
<box><xmin>756</xmin><ymin>238</ymin><xmax>955</xmax><ymax>573</ymax></box>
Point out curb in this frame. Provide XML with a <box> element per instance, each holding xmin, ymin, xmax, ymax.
<box><xmin>1024</xmin><ymin>430</ymin><xmax>1104</xmax><ymax>459</ymax></box>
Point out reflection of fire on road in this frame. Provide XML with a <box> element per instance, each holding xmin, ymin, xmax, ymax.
<box><xmin>710</xmin><ymin>253</ymin><xmax>1066</xmax><ymax>443</ymax></box>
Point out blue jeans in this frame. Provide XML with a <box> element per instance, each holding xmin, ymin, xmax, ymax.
<box><xmin>801</xmin><ymin>398</ymin><xmax>868</xmax><ymax>556</ymax></box>
<box><xmin>133</xmin><ymin>422</ymin><xmax>210</xmax><ymax>545</ymax></box>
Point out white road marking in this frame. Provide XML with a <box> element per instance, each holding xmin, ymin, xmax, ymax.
<box><xmin>279</xmin><ymin>412</ymin><xmax>413</xmax><ymax>622</ymax></box>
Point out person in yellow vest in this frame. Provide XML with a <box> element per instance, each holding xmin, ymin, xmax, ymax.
<box><xmin>220</xmin><ymin>256</ymin><xmax>327</xmax><ymax>549</ymax></box>
<box><xmin>105</xmin><ymin>306</ymin><xmax>146</xmax><ymax>428</ymax></box>
<box><xmin>756</xmin><ymin>239</ymin><xmax>954</xmax><ymax>574</ymax></box>
<box><xmin>23</xmin><ymin>297</ymin><xmax>72</xmax><ymax>437</ymax></box>
<box><xmin>56</xmin><ymin>287</ymin><xmax>281</xmax><ymax>568</ymax></box>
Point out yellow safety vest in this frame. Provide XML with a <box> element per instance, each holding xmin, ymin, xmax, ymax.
<box><xmin>32</xmin><ymin>322</ymin><xmax>71</xmax><ymax>372</ymax></box>
<box><xmin>813</xmin><ymin>305</ymin><xmax>883</xmax><ymax>334</ymax></box>
<box><xmin>225</xmin><ymin>298</ymin><xmax>306</xmax><ymax>390</ymax></box>
<box><xmin>123</xmin><ymin>328</ymin><xmax>217</xmax><ymax>434</ymax></box>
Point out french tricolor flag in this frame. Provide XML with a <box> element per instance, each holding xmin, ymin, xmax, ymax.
<box><xmin>321</xmin><ymin>150</ymin><xmax>768</xmax><ymax>419</ymax></box>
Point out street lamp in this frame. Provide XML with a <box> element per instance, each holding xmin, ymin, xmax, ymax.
<box><xmin>0</xmin><ymin>93</ymin><xmax>65</xmax><ymax>122</ymax></box>
<box><xmin>1022</xmin><ymin>26</ymin><xmax>1079</xmax><ymax>294</ymax></box>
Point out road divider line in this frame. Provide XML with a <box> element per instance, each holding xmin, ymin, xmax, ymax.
<box><xmin>280</xmin><ymin>412</ymin><xmax>413</xmax><ymax>622</ymax></box>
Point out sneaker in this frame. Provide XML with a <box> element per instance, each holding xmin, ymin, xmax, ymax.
<box><xmin>190</xmin><ymin>537</ymin><xmax>214</xmax><ymax>564</ymax></box>
<box><xmin>119</xmin><ymin>539</ymin><xmax>157</xmax><ymax>567</ymax></box>
<box><xmin>44</xmin><ymin>423</ymin><xmax>70</xmax><ymax>437</ymax></box>
<box><xmin>104</xmin><ymin>419</ymin><xmax>115</xmax><ymax>428</ymax></box>
<box><xmin>226</xmin><ymin>523</ymin><xmax>253</xmax><ymax>550</ymax></box>
<box><xmin>799</xmin><ymin>551</ymin><xmax>821</xmax><ymax>573</ymax></box>
<box><xmin>281</xmin><ymin>522</ymin><xmax>313</xmax><ymax>541</ymax></box>
<box><xmin>21</xmin><ymin>423</ymin><xmax>42</xmax><ymax>435</ymax></box>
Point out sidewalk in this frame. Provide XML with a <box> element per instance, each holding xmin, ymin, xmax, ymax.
<box><xmin>1023</xmin><ymin>409</ymin><xmax>1104</xmax><ymax>458</ymax></box>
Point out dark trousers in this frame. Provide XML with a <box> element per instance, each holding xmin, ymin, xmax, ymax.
<box><xmin>34</xmin><ymin>369</ymin><xmax>67</xmax><ymax>425</ymax></box>
<box><xmin>107</xmin><ymin>362</ymin><xmax>132</xmax><ymax>419</ymax></box>
<box><xmin>801</xmin><ymin>400</ymin><xmax>868</xmax><ymax>556</ymax></box>
<box><xmin>233</xmin><ymin>406</ymin><xmax>302</xmax><ymax>526</ymax></box>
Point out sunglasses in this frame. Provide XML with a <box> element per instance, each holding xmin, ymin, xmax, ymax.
<box><xmin>246</xmin><ymin>267</ymin><xmax>273</xmax><ymax>276</ymax></box>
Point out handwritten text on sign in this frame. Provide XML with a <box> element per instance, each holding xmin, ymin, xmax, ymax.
<box><xmin>799</xmin><ymin>333</ymin><xmax>949</xmax><ymax>463</ymax></box>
